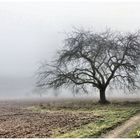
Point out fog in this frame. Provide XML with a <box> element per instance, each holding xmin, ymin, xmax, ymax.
<box><xmin>0</xmin><ymin>0</ymin><xmax>140</xmax><ymax>99</ymax></box>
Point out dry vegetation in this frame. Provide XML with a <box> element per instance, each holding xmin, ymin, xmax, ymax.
<box><xmin>128</xmin><ymin>126</ymin><xmax>140</xmax><ymax>138</ymax></box>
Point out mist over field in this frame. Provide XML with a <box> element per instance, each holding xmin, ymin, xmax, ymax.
<box><xmin>0</xmin><ymin>0</ymin><xmax>140</xmax><ymax>100</ymax></box>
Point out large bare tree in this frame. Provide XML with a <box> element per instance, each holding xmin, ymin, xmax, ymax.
<box><xmin>36</xmin><ymin>29</ymin><xmax>140</xmax><ymax>104</ymax></box>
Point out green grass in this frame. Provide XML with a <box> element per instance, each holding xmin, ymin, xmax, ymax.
<box><xmin>128</xmin><ymin>126</ymin><xmax>140</xmax><ymax>138</ymax></box>
<box><xmin>57</xmin><ymin>109</ymin><xmax>139</xmax><ymax>138</ymax></box>
<box><xmin>27</xmin><ymin>99</ymin><xmax>140</xmax><ymax>138</ymax></box>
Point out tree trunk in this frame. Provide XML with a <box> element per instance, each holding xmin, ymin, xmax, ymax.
<box><xmin>99</xmin><ymin>88</ymin><xmax>110</xmax><ymax>104</ymax></box>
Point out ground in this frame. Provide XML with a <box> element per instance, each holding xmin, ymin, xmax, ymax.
<box><xmin>103</xmin><ymin>113</ymin><xmax>140</xmax><ymax>138</ymax></box>
<box><xmin>0</xmin><ymin>98</ymin><xmax>139</xmax><ymax>138</ymax></box>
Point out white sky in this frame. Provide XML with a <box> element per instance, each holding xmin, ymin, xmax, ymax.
<box><xmin>0</xmin><ymin>0</ymin><xmax>140</xmax><ymax>77</ymax></box>
<box><xmin>0</xmin><ymin>0</ymin><xmax>140</xmax><ymax>98</ymax></box>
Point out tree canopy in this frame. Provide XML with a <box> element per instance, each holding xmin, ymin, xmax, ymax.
<box><xmin>36</xmin><ymin>29</ymin><xmax>140</xmax><ymax>104</ymax></box>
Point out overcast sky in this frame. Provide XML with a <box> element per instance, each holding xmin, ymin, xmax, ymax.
<box><xmin>0</xmin><ymin>0</ymin><xmax>140</xmax><ymax>98</ymax></box>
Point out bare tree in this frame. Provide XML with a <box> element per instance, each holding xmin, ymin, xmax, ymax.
<box><xmin>36</xmin><ymin>29</ymin><xmax>140</xmax><ymax>104</ymax></box>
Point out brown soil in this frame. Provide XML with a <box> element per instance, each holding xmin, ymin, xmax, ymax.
<box><xmin>0</xmin><ymin>100</ymin><xmax>101</xmax><ymax>138</ymax></box>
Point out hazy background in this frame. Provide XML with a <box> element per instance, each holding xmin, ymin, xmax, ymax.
<box><xmin>0</xmin><ymin>0</ymin><xmax>140</xmax><ymax>99</ymax></box>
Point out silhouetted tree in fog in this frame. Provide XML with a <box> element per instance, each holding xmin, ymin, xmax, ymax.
<box><xmin>36</xmin><ymin>28</ymin><xmax>140</xmax><ymax>104</ymax></box>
